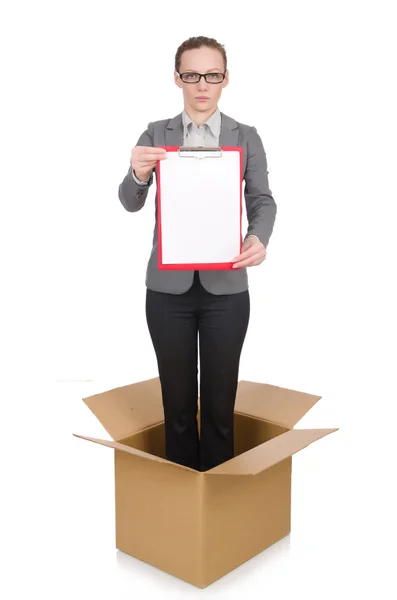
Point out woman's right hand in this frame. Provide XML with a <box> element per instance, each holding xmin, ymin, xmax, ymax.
<box><xmin>130</xmin><ymin>146</ymin><xmax>167</xmax><ymax>181</ymax></box>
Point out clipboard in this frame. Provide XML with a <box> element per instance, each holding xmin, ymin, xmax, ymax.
<box><xmin>156</xmin><ymin>146</ymin><xmax>243</xmax><ymax>270</ymax></box>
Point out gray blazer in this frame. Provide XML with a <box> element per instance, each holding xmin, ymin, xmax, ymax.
<box><xmin>118</xmin><ymin>111</ymin><xmax>277</xmax><ymax>295</ymax></box>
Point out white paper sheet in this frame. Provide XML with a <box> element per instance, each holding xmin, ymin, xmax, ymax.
<box><xmin>159</xmin><ymin>149</ymin><xmax>241</xmax><ymax>265</ymax></box>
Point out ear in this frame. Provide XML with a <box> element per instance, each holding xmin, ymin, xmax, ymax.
<box><xmin>174</xmin><ymin>71</ymin><xmax>183</xmax><ymax>88</ymax></box>
<box><xmin>222</xmin><ymin>70</ymin><xmax>230</xmax><ymax>88</ymax></box>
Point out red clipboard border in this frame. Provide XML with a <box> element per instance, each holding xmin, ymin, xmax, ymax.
<box><xmin>156</xmin><ymin>146</ymin><xmax>243</xmax><ymax>271</ymax></box>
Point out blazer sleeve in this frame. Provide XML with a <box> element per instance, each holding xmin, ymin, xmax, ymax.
<box><xmin>244</xmin><ymin>126</ymin><xmax>277</xmax><ymax>248</ymax></box>
<box><xmin>118</xmin><ymin>122</ymin><xmax>155</xmax><ymax>212</ymax></box>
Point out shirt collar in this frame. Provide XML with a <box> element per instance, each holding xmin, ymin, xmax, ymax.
<box><xmin>182</xmin><ymin>107</ymin><xmax>221</xmax><ymax>138</ymax></box>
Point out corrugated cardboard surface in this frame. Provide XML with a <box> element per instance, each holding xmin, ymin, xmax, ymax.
<box><xmin>114</xmin><ymin>452</ymin><xmax>204</xmax><ymax>586</ymax></box>
<box><xmin>202</xmin><ymin>459</ymin><xmax>292</xmax><ymax>586</ymax></box>
<box><xmin>82</xmin><ymin>377</ymin><xmax>164</xmax><ymax>440</ymax></box>
<box><xmin>234</xmin><ymin>380</ymin><xmax>322</xmax><ymax>428</ymax></box>
<box><xmin>112</xmin><ymin>418</ymin><xmax>293</xmax><ymax>588</ymax></box>
<box><xmin>81</xmin><ymin>377</ymin><xmax>323</xmax><ymax>442</ymax></box>
<box><xmin>74</xmin><ymin>377</ymin><xmax>337</xmax><ymax>588</ymax></box>
<box><xmin>207</xmin><ymin>427</ymin><xmax>336</xmax><ymax>475</ymax></box>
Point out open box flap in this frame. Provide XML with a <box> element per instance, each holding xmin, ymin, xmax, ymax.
<box><xmin>234</xmin><ymin>380</ymin><xmax>322</xmax><ymax>428</ymax></box>
<box><xmin>73</xmin><ymin>434</ymin><xmax>197</xmax><ymax>473</ymax></box>
<box><xmin>82</xmin><ymin>377</ymin><xmax>164</xmax><ymax>441</ymax></box>
<box><xmin>205</xmin><ymin>428</ymin><xmax>338</xmax><ymax>476</ymax></box>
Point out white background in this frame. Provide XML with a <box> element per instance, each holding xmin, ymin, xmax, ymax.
<box><xmin>1</xmin><ymin>0</ymin><xmax>396</xmax><ymax>598</ymax></box>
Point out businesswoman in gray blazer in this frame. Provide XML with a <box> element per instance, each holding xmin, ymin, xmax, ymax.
<box><xmin>118</xmin><ymin>36</ymin><xmax>277</xmax><ymax>472</ymax></box>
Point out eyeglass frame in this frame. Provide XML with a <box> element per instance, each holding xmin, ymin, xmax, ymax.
<box><xmin>176</xmin><ymin>71</ymin><xmax>227</xmax><ymax>84</ymax></box>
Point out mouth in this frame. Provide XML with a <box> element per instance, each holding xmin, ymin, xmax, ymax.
<box><xmin>196</xmin><ymin>97</ymin><xmax>210</xmax><ymax>101</ymax></box>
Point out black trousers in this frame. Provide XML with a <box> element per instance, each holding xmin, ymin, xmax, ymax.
<box><xmin>145</xmin><ymin>270</ymin><xmax>250</xmax><ymax>472</ymax></box>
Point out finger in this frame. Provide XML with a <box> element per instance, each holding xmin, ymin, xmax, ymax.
<box><xmin>136</xmin><ymin>148</ymin><xmax>167</xmax><ymax>159</ymax></box>
<box><xmin>135</xmin><ymin>153</ymin><xmax>167</xmax><ymax>162</ymax></box>
<box><xmin>133</xmin><ymin>160</ymin><xmax>157</xmax><ymax>168</ymax></box>
<box><xmin>136</xmin><ymin>146</ymin><xmax>167</xmax><ymax>154</ymax></box>
<box><xmin>133</xmin><ymin>146</ymin><xmax>167</xmax><ymax>155</ymax></box>
<box><xmin>232</xmin><ymin>248</ymin><xmax>258</xmax><ymax>261</ymax></box>
<box><xmin>233</xmin><ymin>253</ymin><xmax>265</xmax><ymax>268</ymax></box>
<box><xmin>133</xmin><ymin>159</ymin><xmax>165</xmax><ymax>171</ymax></box>
<box><xmin>233</xmin><ymin>259</ymin><xmax>255</xmax><ymax>269</ymax></box>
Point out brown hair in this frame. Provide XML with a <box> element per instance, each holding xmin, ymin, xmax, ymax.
<box><xmin>174</xmin><ymin>36</ymin><xmax>227</xmax><ymax>73</ymax></box>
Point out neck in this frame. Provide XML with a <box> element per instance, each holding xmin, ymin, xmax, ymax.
<box><xmin>184</xmin><ymin>105</ymin><xmax>218</xmax><ymax>128</ymax></box>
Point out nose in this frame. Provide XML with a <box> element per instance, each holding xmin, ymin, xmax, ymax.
<box><xmin>196</xmin><ymin>75</ymin><xmax>209</xmax><ymax>91</ymax></box>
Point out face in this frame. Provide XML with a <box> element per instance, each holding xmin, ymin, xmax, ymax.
<box><xmin>174</xmin><ymin>47</ymin><xmax>229</xmax><ymax>114</ymax></box>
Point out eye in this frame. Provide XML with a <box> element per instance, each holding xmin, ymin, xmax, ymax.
<box><xmin>207</xmin><ymin>73</ymin><xmax>223</xmax><ymax>82</ymax></box>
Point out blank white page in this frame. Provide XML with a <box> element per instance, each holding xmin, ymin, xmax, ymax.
<box><xmin>159</xmin><ymin>150</ymin><xmax>241</xmax><ymax>265</ymax></box>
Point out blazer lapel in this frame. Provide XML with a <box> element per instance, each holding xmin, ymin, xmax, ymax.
<box><xmin>219</xmin><ymin>112</ymin><xmax>239</xmax><ymax>147</ymax></box>
<box><xmin>165</xmin><ymin>113</ymin><xmax>184</xmax><ymax>146</ymax></box>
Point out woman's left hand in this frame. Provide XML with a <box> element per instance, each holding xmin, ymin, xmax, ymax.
<box><xmin>232</xmin><ymin>236</ymin><xmax>267</xmax><ymax>268</ymax></box>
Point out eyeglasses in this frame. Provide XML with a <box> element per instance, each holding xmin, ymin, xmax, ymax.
<box><xmin>177</xmin><ymin>71</ymin><xmax>226</xmax><ymax>84</ymax></box>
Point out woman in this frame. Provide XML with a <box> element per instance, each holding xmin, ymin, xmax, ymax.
<box><xmin>118</xmin><ymin>36</ymin><xmax>277</xmax><ymax>472</ymax></box>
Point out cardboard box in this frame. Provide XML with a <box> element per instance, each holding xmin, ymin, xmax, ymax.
<box><xmin>74</xmin><ymin>377</ymin><xmax>337</xmax><ymax>588</ymax></box>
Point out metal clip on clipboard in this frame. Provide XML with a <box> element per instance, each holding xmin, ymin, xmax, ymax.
<box><xmin>178</xmin><ymin>146</ymin><xmax>223</xmax><ymax>159</ymax></box>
